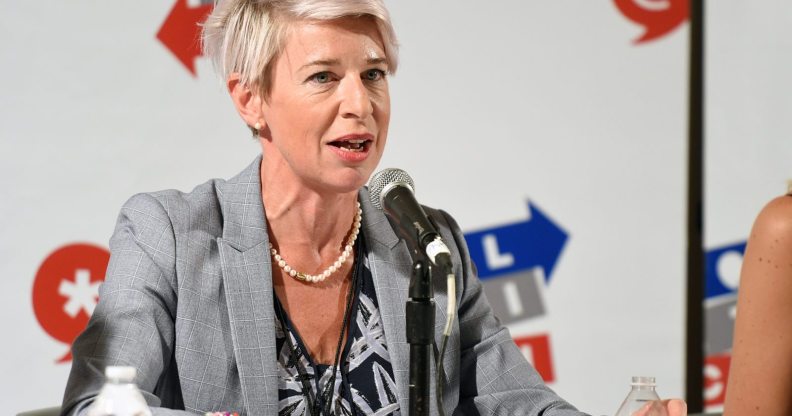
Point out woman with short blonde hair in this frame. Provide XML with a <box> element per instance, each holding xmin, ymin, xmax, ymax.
<box><xmin>61</xmin><ymin>1</ymin><xmax>685</xmax><ymax>415</ymax></box>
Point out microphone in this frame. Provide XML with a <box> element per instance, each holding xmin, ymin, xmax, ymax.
<box><xmin>368</xmin><ymin>168</ymin><xmax>452</xmax><ymax>270</ymax></box>
<box><xmin>370</xmin><ymin>168</ymin><xmax>458</xmax><ymax>416</ymax></box>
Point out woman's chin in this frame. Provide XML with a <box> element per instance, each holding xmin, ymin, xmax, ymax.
<box><xmin>308</xmin><ymin>170</ymin><xmax>372</xmax><ymax>195</ymax></box>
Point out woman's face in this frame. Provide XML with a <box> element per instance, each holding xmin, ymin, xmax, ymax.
<box><xmin>259</xmin><ymin>17</ymin><xmax>391</xmax><ymax>194</ymax></box>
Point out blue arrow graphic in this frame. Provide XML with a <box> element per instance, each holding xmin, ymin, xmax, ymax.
<box><xmin>705</xmin><ymin>241</ymin><xmax>746</xmax><ymax>299</ymax></box>
<box><xmin>464</xmin><ymin>201</ymin><xmax>568</xmax><ymax>284</ymax></box>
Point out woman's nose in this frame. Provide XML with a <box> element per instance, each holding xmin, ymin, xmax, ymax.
<box><xmin>338</xmin><ymin>75</ymin><xmax>374</xmax><ymax>119</ymax></box>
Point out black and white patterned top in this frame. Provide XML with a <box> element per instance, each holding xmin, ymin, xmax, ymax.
<box><xmin>274</xmin><ymin>253</ymin><xmax>401</xmax><ymax>416</ymax></box>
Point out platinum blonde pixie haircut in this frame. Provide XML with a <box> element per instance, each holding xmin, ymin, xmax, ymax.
<box><xmin>202</xmin><ymin>0</ymin><xmax>399</xmax><ymax>96</ymax></box>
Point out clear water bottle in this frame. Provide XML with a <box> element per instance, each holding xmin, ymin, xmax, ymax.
<box><xmin>87</xmin><ymin>366</ymin><xmax>153</xmax><ymax>416</ymax></box>
<box><xmin>614</xmin><ymin>376</ymin><xmax>661</xmax><ymax>416</ymax></box>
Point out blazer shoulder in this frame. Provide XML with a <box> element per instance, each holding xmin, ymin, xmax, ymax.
<box><xmin>120</xmin><ymin>178</ymin><xmax>226</xmax><ymax>239</ymax></box>
<box><xmin>423</xmin><ymin>205</ymin><xmax>465</xmax><ymax>240</ymax></box>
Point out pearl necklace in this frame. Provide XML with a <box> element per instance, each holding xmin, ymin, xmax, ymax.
<box><xmin>268</xmin><ymin>201</ymin><xmax>362</xmax><ymax>283</ymax></box>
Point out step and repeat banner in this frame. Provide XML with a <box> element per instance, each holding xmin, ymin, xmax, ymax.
<box><xmin>702</xmin><ymin>0</ymin><xmax>792</xmax><ymax>412</ymax></box>
<box><xmin>1</xmin><ymin>1</ymin><xmax>690</xmax><ymax>414</ymax></box>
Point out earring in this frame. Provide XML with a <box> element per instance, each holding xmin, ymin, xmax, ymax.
<box><xmin>251</xmin><ymin>121</ymin><xmax>262</xmax><ymax>136</ymax></box>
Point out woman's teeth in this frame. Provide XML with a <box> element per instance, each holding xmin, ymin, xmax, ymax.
<box><xmin>334</xmin><ymin>140</ymin><xmax>367</xmax><ymax>152</ymax></box>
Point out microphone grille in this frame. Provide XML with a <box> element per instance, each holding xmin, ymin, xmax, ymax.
<box><xmin>368</xmin><ymin>168</ymin><xmax>415</xmax><ymax>210</ymax></box>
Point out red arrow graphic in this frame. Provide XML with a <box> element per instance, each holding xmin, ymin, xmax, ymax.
<box><xmin>614</xmin><ymin>0</ymin><xmax>689</xmax><ymax>44</ymax></box>
<box><xmin>156</xmin><ymin>0</ymin><xmax>213</xmax><ymax>76</ymax></box>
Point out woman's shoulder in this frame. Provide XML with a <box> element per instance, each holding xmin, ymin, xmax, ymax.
<box><xmin>750</xmin><ymin>194</ymin><xmax>792</xmax><ymax>243</ymax></box>
<box><xmin>725</xmin><ymin>195</ymin><xmax>792</xmax><ymax>415</ymax></box>
<box><xmin>740</xmin><ymin>194</ymin><xmax>792</xmax><ymax>290</ymax></box>
<box><xmin>123</xmin><ymin>179</ymin><xmax>222</xmax><ymax>217</ymax></box>
<box><xmin>120</xmin><ymin>157</ymin><xmax>262</xmax><ymax>232</ymax></box>
<box><xmin>117</xmin><ymin>178</ymin><xmax>231</xmax><ymax>243</ymax></box>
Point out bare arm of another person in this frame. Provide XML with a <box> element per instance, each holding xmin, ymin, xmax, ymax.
<box><xmin>724</xmin><ymin>195</ymin><xmax>792</xmax><ymax>415</ymax></box>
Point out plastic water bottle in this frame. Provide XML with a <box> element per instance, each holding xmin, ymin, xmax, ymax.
<box><xmin>614</xmin><ymin>376</ymin><xmax>661</xmax><ymax>416</ymax></box>
<box><xmin>87</xmin><ymin>366</ymin><xmax>153</xmax><ymax>416</ymax></box>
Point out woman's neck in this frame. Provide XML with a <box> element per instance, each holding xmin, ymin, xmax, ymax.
<box><xmin>260</xmin><ymin>159</ymin><xmax>360</xmax><ymax>256</ymax></box>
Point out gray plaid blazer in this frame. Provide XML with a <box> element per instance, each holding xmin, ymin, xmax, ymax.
<box><xmin>61</xmin><ymin>156</ymin><xmax>587</xmax><ymax>416</ymax></box>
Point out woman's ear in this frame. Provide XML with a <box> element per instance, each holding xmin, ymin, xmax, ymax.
<box><xmin>227</xmin><ymin>74</ymin><xmax>265</xmax><ymax>131</ymax></box>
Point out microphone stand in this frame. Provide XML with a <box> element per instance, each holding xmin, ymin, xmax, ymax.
<box><xmin>406</xmin><ymin>259</ymin><xmax>435</xmax><ymax>416</ymax></box>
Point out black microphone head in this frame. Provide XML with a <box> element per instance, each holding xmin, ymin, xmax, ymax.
<box><xmin>368</xmin><ymin>168</ymin><xmax>415</xmax><ymax>210</ymax></box>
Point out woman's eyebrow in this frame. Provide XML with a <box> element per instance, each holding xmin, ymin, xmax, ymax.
<box><xmin>299</xmin><ymin>57</ymin><xmax>387</xmax><ymax>71</ymax></box>
<box><xmin>299</xmin><ymin>59</ymin><xmax>340</xmax><ymax>71</ymax></box>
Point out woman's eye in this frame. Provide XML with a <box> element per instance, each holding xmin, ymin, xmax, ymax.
<box><xmin>364</xmin><ymin>69</ymin><xmax>386</xmax><ymax>81</ymax></box>
<box><xmin>309</xmin><ymin>72</ymin><xmax>333</xmax><ymax>84</ymax></box>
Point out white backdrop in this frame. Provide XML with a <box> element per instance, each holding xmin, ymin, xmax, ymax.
<box><xmin>1</xmin><ymin>1</ymin><xmax>690</xmax><ymax>414</ymax></box>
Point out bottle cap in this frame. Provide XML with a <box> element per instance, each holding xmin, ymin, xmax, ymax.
<box><xmin>630</xmin><ymin>376</ymin><xmax>656</xmax><ymax>386</ymax></box>
<box><xmin>105</xmin><ymin>366</ymin><xmax>137</xmax><ymax>382</ymax></box>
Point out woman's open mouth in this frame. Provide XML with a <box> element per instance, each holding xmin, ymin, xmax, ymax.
<box><xmin>328</xmin><ymin>138</ymin><xmax>372</xmax><ymax>153</ymax></box>
<box><xmin>327</xmin><ymin>135</ymin><xmax>375</xmax><ymax>162</ymax></box>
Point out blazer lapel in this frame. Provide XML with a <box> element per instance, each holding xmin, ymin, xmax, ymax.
<box><xmin>216</xmin><ymin>156</ymin><xmax>279</xmax><ymax>416</ymax></box>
